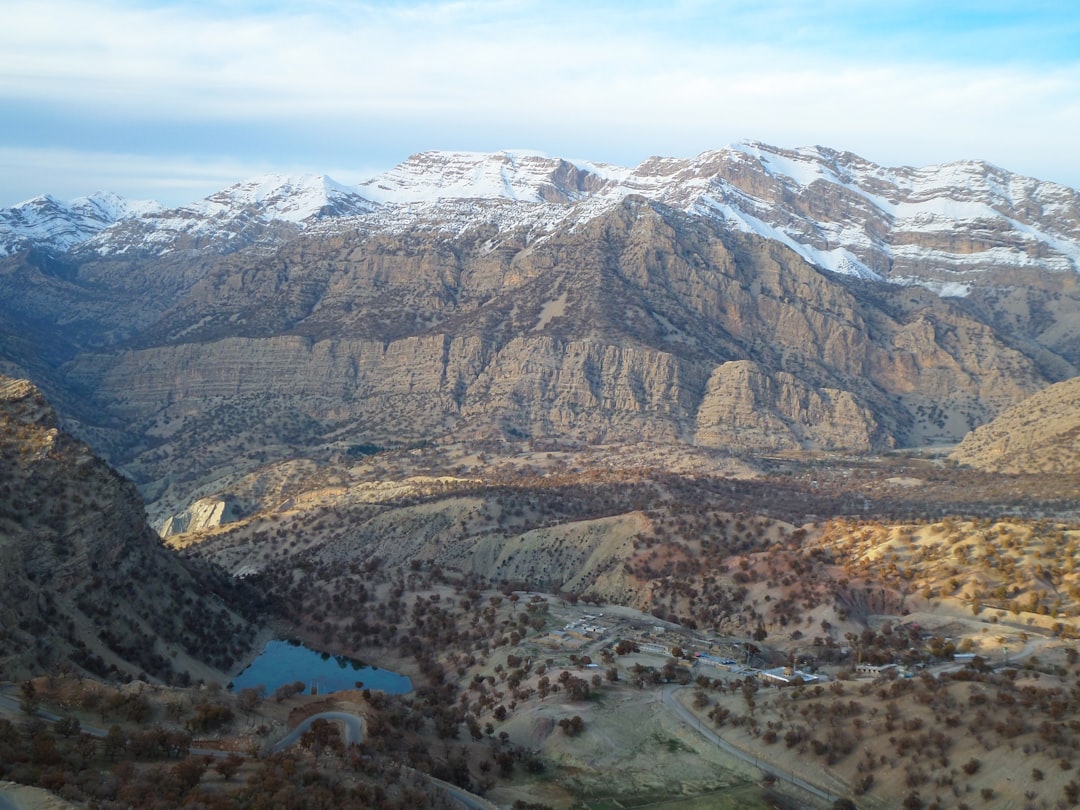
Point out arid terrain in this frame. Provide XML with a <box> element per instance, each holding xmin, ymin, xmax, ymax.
<box><xmin>3</xmin><ymin>370</ymin><xmax>1080</xmax><ymax>808</ymax></box>
<box><xmin>2</xmin><ymin>143</ymin><xmax>1080</xmax><ymax>808</ymax></box>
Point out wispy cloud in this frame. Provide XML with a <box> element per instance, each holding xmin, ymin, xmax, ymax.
<box><xmin>2</xmin><ymin>0</ymin><xmax>1079</xmax><ymax>205</ymax></box>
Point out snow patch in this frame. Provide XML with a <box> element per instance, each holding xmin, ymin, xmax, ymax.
<box><xmin>691</xmin><ymin>195</ymin><xmax>882</xmax><ymax>281</ymax></box>
<box><xmin>891</xmin><ymin>277</ymin><xmax>973</xmax><ymax>297</ymax></box>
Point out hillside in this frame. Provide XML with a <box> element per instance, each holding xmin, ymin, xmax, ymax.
<box><xmin>158</xmin><ymin>442</ymin><xmax>1080</xmax><ymax>810</ymax></box>
<box><xmin>0</xmin><ymin>376</ymin><xmax>262</xmax><ymax>682</ymax></box>
<box><xmin>950</xmin><ymin>375</ymin><xmax>1080</xmax><ymax>474</ymax></box>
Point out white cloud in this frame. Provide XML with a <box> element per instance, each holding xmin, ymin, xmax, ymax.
<box><xmin>2</xmin><ymin>0</ymin><xmax>1079</xmax><ymax>203</ymax></box>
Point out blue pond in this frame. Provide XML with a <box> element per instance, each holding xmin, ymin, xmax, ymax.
<box><xmin>230</xmin><ymin>640</ymin><xmax>412</xmax><ymax>696</ymax></box>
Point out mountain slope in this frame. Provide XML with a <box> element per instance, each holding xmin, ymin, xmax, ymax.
<box><xmin>0</xmin><ymin>376</ymin><xmax>261</xmax><ymax>682</ymax></box>
<box><xmin>53</xmin><ymin>195</ymin><xmax>1056</xmax><ymax>525</ymax></box>
<box><xmin>0</xmin><ymin>143</ymin><xmax>1077</xmax><ymax>523</ymax></box>
<box><xmin>950</xmin><ymin>375</ymin><xmax>1080</xmax><ymax>474</ymax></box>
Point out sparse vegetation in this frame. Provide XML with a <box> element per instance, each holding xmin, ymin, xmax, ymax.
<box><xmin>4</xmin><ymin>375</ymin><xmax>1080</xmax><ymax>809</ymax></box>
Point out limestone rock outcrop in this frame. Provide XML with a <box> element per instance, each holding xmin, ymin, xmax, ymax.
<box><xmin>159</xmin><ymin>495</ymin><xmax>242</xmax><ymax>537</ymax></box>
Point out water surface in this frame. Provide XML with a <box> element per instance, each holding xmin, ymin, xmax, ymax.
<box><xmin>230</xmin><ymin>639</ymin><xmax>412</xmax><ymax>695</ymax></box>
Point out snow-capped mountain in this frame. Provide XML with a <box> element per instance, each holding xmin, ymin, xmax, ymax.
<box><xmin>6</xmin><ymin>143</ymin><xmax>1078</xmax><ymax>294</ymax></box>
<box><xmin>0</xmin><ymin>191</ymin><xmax>162</xmax><ymax>257</ymax></box>
<box><xmin>348</xmin><ymin>142</ymin><xmax>1080</xmax><ymax>292</ymax></box>
<box><xmin>80</xmin><ymin>174</ymin><xmax>376</xmax><ymax>257</ymax></box>
<box><xmin>4</xmin><ymin>141</ymin><xmax>1080</xmax><ymax>522</ymax></box>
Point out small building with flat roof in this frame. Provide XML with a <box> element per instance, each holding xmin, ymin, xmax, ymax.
<box><xmin>759</xmin><ymin>667</ymin><xmax>820</xmax><ymax>686</ymax></box>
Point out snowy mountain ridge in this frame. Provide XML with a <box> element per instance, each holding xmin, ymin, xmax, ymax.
<box><xmin>4</xmin><ymin>142</ymin><xmax>1080</xmax><ymax>294</ymax></box>
<box><xmin>79</xmin><ymin>173</ymin><xmax>377</xmax><ymax>257</ymax></box>
<box><xmin>0</xmin><ymin>191</ymin><xmax>163</xmax><ymax>257</ymax></box>
<box><xmin>357</xmin><ymin>149</ymin><xmax>627</xmax><ymax>204</ymax></box>
<box><xmin>347</xmin><ymin>142</ymin><xmax>1080</xmax><ymax>290</ymax></box>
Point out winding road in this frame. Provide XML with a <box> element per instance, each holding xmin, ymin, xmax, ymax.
<box><xmin>268</xmin><ymin>712</ymin><xmax>496</xmax><ymax>810</ymax></box>
<box><xmin>267</xmin><ymin>711</ymin><xmax>365</xmax><ymax>754</ymax></box>
<box><xmin>0</xmin><ymin>687</ymin><xmax>230</xmax><ymax>759</ymax></box>
<box><xmin>661</xmin><ymin>684</ymin><xmax>848</xmax><ymax>808</ymax></box>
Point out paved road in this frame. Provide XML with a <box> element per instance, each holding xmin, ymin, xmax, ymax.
<box><xmin>660</xmin><ymin>685</ymin><xmax>849</xmax><ymax>809</ymax></box>
<box><xmin>268</xmin><ymin>714</ymin><xmax>496</xmax><ymax>810</ymax></box>
<box><xmin>420</xmin><ymin>772</ymin><xmax>499</xmax><ymax>810</ymax></box>
<box><xmin>0</xmin><ymin>690</ymin><xmax>65</xmax><ymax>724</ymax></box>
<box><xmin>0</xmin><ymin>687</ymin><xmax>229</xmax><ymax>759</ymax></box>
<box><xmin>268</xmin><ymin>711</ymin><xmax>364</xmax><ymax>754</ymax></box>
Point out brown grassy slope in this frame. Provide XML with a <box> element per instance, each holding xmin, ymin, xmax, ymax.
<box><xmin>950</xmin><ymin>375</ymin><xmax>1080</xmax><ymax>474</ymax></box>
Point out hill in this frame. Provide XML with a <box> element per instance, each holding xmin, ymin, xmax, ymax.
<box><xmin>0</xmin><ymin>376</ymin><xmax>262</xmax><ymax>683</ymax></box>
<box><xmin>950</xmin><ymin>376</ymin><xmax>1080</xmax><ymax>474</ymax></box>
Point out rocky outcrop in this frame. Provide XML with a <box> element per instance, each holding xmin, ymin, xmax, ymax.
<box><xmin>159</xmin><ymin>495</ymin><xmax>243</xmax><ymax>537</ymax></box>
<box><xmin>693</xmin><ymin>361</ymin><xmax>884</xmax><ymax>452</ymax></box>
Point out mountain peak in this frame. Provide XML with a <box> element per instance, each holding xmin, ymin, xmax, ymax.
<box><xmin>197</xmin><ymin>173</ymin><xmax>371</xmax><ymax>223</ymax></box>
<box><xmin>359</xmin><ymin>149</ymin><xmax>623</xmax><ymax>204</ymax></box>
<box><xmin>69</xmin><ymin>172</ymin><xmax>379</xmax><ymax>258</ymax></box>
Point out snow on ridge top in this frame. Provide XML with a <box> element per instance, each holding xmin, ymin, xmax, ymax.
<box><xmin>729</xmin><ymin>142</ymin><xmax>842</xmax><ymax>188</ymax></box>
<box><xmin>719</xmin><ymin>142</ymin><xmax>1076</xmax><ymax>222</ymax></box>
<box><xmin>728</xmin><ymin>141</ymin><xmax>1006</xmax><ymax>199</ymax></box>
<box><xmin>195</xmin><ymin>173</ymin><xmax>367</xmax><ymax>223</ymax></box>
<box><xmin>359</xmin><ymin>149</ymin><xmax>626</xmax><ymax>204</ymax></box>
<box><xmin>8</xmin><ymin>190</ymin><xmax>163</xmax><ymax>222</ymax></box>
<box><xmin>76</xmin><ymin>190</ymin><xmax>163</xmax><ymax>220</ymax></box>
<box><xmin>0</xmin><ymin>190</ymin><xmax>164</xmax><ymax>256</ymax></box>
<box><xmin>211</xmin><ymin>173</ymin><xmax>355</xmax><ymax>201</ymax></box>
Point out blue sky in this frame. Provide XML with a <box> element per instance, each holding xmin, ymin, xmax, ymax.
<box><xmin>2</xmin><ymin>0</ymin><xmax>1079</xmax><ymax>207</ymax></box>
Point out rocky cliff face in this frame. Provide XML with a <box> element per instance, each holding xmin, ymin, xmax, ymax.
<box><xmin>50</xmin><ymin>200</ymin><xmax>1050</xmax><ymax>513</ymax></box>
<box><xmin>1</xmin><ymin>144</ymin><xmax>1078</xmax><ymax>520</ymax></box>
<box><xmin>0</xmin><ymin>376</ymin><xmax>260</xmax><ymax>681</ymax></box>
